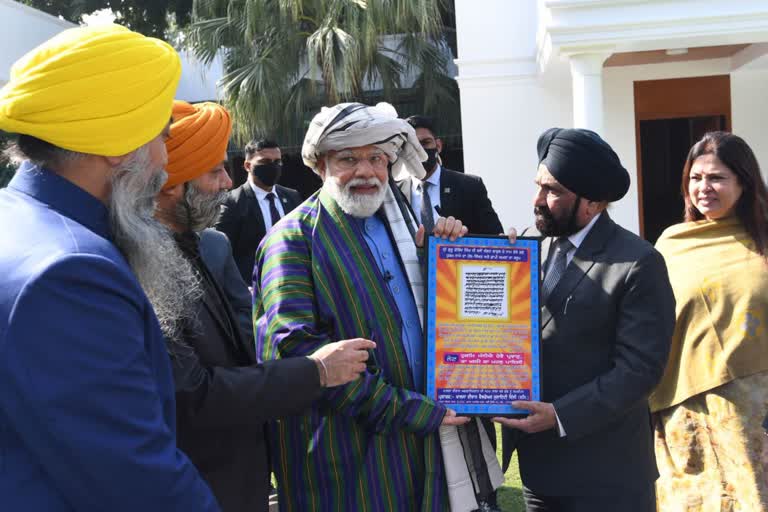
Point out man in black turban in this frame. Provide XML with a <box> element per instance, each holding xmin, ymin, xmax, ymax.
<box><xmin>497</xmin><ymin>128</ymin><xmax>676</xmax><ymax>512</ymax></box>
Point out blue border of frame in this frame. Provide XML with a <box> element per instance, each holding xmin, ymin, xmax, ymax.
<box><xmin>425</xmin><ymin>235</ymin><xmax>541</xmax><ymax>416</ymax></box>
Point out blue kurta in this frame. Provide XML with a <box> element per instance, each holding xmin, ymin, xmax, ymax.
<box><xmin>0</xmin><ymin>164</ymin><xmax>218</xmax><ymax>511</ymax></box>
<box><xmin>355</xmin><ymin>214</ymin><xmax>425</xmax><ymax>391</ymax></box>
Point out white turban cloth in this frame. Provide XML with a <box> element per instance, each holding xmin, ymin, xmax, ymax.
<box><xmin>301</xmin><ymin>102</ymin><xmax>427</xmax><ymax>180</ymax></box>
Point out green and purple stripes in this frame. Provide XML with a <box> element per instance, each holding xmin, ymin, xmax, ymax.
<box><xmin>254</xmin><ymin>191</ymin><xmax>449</xmax><ymax>511</ymax></box>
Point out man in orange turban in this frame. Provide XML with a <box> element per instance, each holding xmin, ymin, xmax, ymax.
<box><xmin>154</xmin><ymin>100</ymin><xmax>376</xmax><ymax>511</ymax></box>
<box><xmin>0</xmin><ymin>25</ymin><xmax>220</xmax><ymax>511</ymax></box>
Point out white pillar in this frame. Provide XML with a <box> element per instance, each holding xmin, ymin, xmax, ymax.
<box><xmin>569</xmin><ymin>53</ymin><xmax>610</xmax><ymax>134</ymax></box>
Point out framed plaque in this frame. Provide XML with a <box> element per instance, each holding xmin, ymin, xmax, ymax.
<box><xmin>424</xmin><ymin>235</ymin><xmax>542</xmax><ymax>416</ymax></box>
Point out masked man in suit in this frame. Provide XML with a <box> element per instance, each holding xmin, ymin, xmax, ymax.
<box><xmin>398</xmin><ymin>115</ymin><xmax>503</xmax><ymax>236</ymax></box>
<box><xmin>215</xmin><ymin>139</ymin><xmax>302</xmax><ymax>282</ymax></box>
<box><xmin>498</xmin><ymin>128</ymin><xmax>676</xmax><ymax>512</ymax></box>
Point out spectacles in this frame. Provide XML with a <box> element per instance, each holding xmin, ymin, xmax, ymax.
<box><xmin>330</xmin><ymin>152</ymin><xmax>389</xmax><ymax>171</ymax></box>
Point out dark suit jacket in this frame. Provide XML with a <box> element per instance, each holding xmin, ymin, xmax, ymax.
<box><xmin>215</xmin><ymin>182</ymin><xmax>302</xmax><ymax>284</ymax></box>
<box><xmin>502</xmin><ymin>213</ymin><xmax>675</xmax><ymax>498</ymax></box>
<box><xmin>173</xmin><ymin>234</ymin><xmax>321</xmax><ymax>511</ymax></box>
<box><xmin>398</xmin><ymin>167</ymin><xmax>503</xmax><ymax>235</ymax></box>
<box><xmin>199</xmin><ymin>228</ymin><xmax>253</xmax><ymax>344</ymax></box>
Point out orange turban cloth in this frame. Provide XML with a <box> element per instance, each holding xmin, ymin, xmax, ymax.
<box><xmin>164</xmin><ymin>100</ymin><xmax>232</xmax><ymax>189</ymax></box>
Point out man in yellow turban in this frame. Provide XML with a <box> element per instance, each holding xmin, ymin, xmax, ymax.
<box><xmin>0</xmin><ymin>25</ymin><xmax>220</xmax><ymax>511</ymax></box>
<box><xmin>155</xmin><ymin>100</ymin><xmax>375</xmax><ymax>511</ymax></box>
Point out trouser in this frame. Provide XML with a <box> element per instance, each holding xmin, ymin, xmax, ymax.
<box><xmin>523</xmin><ymin>484</ymin><xmax>656</xmax><ymax>512</ymax></box>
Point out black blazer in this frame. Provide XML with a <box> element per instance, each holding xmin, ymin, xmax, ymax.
<box><xmin>173</xmin><ymin>238</ymin><xmax>321</xmax><ymax>511</ymax></box>
<box><xmin>215</xmin><ymin>182</ymin><xmax>302</xmax><ymax>284</ymax></box>
<box><xmin>199</xmin><ymin>229</ymin><xmax>253</xmax><ymax>344</ymax></box>
<box><xmin>398</xmin><ymin>167</ymin><xmax>503</xmax><ymax>235</ymax></box>
<box><xmin>502</xmin><ymin>213</ymin><xmax>675</xmax><ymax>499</ymax></box>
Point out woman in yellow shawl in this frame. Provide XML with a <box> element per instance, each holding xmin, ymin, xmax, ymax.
<box><xmin>651</xmin><ymin>131</ymin><xmax>768</xmax><ymax>511</ymax></box>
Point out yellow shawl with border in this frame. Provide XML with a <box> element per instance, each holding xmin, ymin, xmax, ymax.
<box><xmin>650</xmin><ymin>217</ymin><xmax>768</xmax><ymax>412</ymax></box>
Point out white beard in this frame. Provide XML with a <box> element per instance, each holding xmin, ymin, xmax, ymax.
<box><xmin>323</xmin><ymin>176</ymin><xmax>388</xmax><ymax>218</ymax></box>
<box><xmin>108</xmin><ymin>145</ymin><xmax>202</xmax><ymax>345</ymax></box>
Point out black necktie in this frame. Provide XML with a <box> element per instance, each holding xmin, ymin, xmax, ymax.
<box><xmin>420</xmin><ymin>181</ymin><xmax>435</xmax><ymax>235</ymax></box>
<box><xmin>266</xmin><ymin>192</ymin><xmax>281</xmax><ymax>227</ymax></box>
<box><xmin>542</xmin><ymin>237</ymin><xmax>573</xmax><ymax>301</ymax></box>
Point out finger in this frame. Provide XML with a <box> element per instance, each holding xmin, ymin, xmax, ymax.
<box><xmin>511</xmin><ymin>400</ymin><xmax>536</xmax><ymax>412</ymax></box>
<box><xmin>506</xmin><ymin>227</ymin><xmax>518</xmax><ymax>244</ymax></box>
<box><xmin>444</xmin><ymin>408</ymin><xmax>457</xmax><ymax>418</ymax></box>
<box><xmin>492</xmin><ymin>417</ymin><xmax>516</xmax><ymax>427</ymax></box>
<box><xmin>348</xmin><ymin>338</ymin><xmax>376</xmax><ymax>350</ymax></box>
<box><xmin>443</xmin><ymin>416</ymin><xmax>471</xmax><ymax>426</ymax></box>
<box><xmin>443</xmin><ymin>215</ymin><xmax>461</xmax><ymax>238</ymax></box>
<box><xmin>493</xmin><ymin>417</ymin><xmax>529</xmax><ymax>430</ymax></box>
<box><xmin>433</xmin><ymin>216</ymin><xmax>445</xmax><ymax>235</ymax></box>
<box><xmin>354</xmin><ymin>363</ymin><xmax>366</xmax><ymax>373</ymax></box>
<box><xmin>358</xmin><ymin>350</ymin><xmax>370</xmax><ymax>362</ymax></box>
<box><xmin>448</xmin><ymin>220</ymin><xmax>464</xmax><ymax>241</ymax></box>
<box><xmin>415</xmin><ymin>225</ymin><xmax>425</xmax><ymax>247</ymax></box>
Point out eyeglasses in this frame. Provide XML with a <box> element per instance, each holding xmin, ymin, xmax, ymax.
<box><xmin>329</xmin><ymin>152</ymin><xmax>389</xmax><ymax>171</ymax></box>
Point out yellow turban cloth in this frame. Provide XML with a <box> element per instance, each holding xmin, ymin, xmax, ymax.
<box><xmin>0</xmin><ymin>24</ymin><xmax>181</xmax><ymax>156</ymax></box>
<box><xmin>164</xmin><ymin>100</ymin><xmax>232</xmax><ymax>190</ymax></box>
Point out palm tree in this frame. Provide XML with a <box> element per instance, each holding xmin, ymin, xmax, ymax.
<box><xmin>188</xmin><ymin>0</ymin><xmax>458</xmax><ymax>144</ymax></box>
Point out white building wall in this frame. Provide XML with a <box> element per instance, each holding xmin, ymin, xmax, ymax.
<box><xmin>175</xmin><ymin>50</ymin><xmax>224</xmax><ymax>103</ymax></box>
<box><xmin>0</xmin><ymin>0</ymin><xmax>74</xmax><ymax>86</ymax></box>
<box><xmin>731</xmin><ymin>68</ymin><xmax>768</xmax><ymax>179</ymax></box>
<box><xmin>455</xmin><ymin>0</ymin><xmax>573</xmax><ymax>231</ymax></box>
<box><xmin>458</xmin><ymin>72</ymin><xmax>572</xmax><ymax>231</ymax></box>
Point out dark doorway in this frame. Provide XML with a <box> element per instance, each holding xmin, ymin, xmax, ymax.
<box><xmin>634</xmin><ymin>74</ymin><xmax>731</xmax><ymax>242</ymax></box>
<box><xmin>639</xmin><ymin>115</ymin><xmax>726</xmax><ymax>244</ymax></box>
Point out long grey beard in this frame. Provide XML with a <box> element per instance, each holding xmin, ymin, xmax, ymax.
<box><xmin>176</xmin><ymin>183</ymin><xmax>229</xmax><ymax>232</ymax></box>
<box><xmin>109</xmin><ymin>146</ymin><xmax>203</xmax><ymax>345</ymax></box>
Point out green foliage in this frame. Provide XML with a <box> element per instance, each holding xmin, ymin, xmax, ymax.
<box><xmin>18</xmin><ymin>0</ymin><xmax>194</xmax><ymax>38</ymax></box>
<box><xmin>495</xmin><ymin>425</ymin><xmax>525</xmax><ymax>511</ymax></box>
<box><xmin>188</xmin><ymin>0</ymin><xmax>459</xmax><ymax>144</ymax></box>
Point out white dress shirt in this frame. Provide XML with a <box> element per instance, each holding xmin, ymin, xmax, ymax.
<box><xmin>411</xmin><ymin>165</ymin><xmax>442</xmax><ymax>222</ymax></box>
<box><xmin>546</xmin><ymin>211</ymin><xmax>602</xmax><ymax>437</ymax></box>
<box><xmin>248</xmin><ymin>181</ymin><xmax>286</xmax><ymax>231</ymax></box>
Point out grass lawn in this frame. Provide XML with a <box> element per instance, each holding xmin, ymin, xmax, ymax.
<box><xmin>494</xmin><ymin>425</ymin><xmax>525</xmax><ymax>511</ymax></box>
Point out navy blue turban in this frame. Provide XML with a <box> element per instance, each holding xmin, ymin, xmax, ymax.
<box><xmin>536</xmin><ymin>128</ymin><xmax>630</xmax><ymax>202</ymax></box>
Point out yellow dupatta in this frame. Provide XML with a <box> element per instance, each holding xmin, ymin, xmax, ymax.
<box><xmin>650</xmin><ymin>216</ymin><xmax>768</xmax><ymax>412</ymax></box>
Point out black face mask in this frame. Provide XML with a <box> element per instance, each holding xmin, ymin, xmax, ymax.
<box><xmin>422</xmin><ymin>148</ymin><xmax>438</xmax><ymax>172</ymax></box>
<box><xmin>252</xmin><ymin>162</ymin><xmax>282</xmax><ymax>186</ymax></box>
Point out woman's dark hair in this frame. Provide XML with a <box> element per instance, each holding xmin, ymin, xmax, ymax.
<box><xmin>681</xmin><ymin>131</ymin><xmax>768</xmax><ymax>257</ymax></box>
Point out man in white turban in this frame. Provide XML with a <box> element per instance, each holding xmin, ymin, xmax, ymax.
<box><xmin>0</xmin><ymin>24</ymin><xmax>219</xmax><ymax>511</ymax></box>
<box><xmin>254</xmin><ymin>102</ymin><xmax>505</xmax><ymax>511</ymax></box>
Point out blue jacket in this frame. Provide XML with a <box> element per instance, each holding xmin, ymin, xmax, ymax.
<box><xmin>0</xmin><ymin>164</ymin><xmax>219</xmax><ymax>511</ymax></box>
